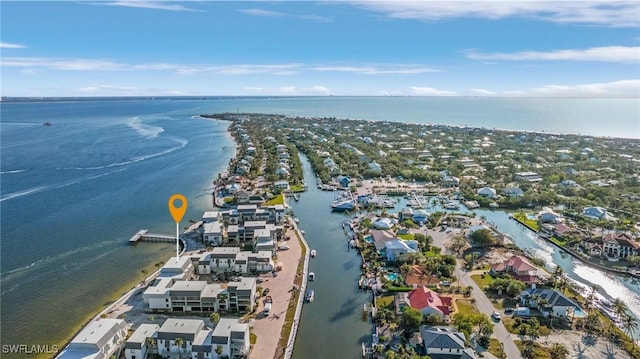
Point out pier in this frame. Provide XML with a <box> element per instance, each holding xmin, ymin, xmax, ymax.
<box><xmin>128</xmin><ymin>229</ymin><xmax>175</xmax><ymax>243</ymax></box>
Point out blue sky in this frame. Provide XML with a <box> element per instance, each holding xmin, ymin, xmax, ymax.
<box><xmin>1</xmin><ymin>1</ymin><xmax>639</xmax><ymax>97</ymax></box>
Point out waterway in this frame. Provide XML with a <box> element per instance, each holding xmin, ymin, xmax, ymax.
<box><xmin>291</xmin><ymin>155</ymin><xmax>372</xmax><ymax>359</ymax></box>
<box><xmin>290</xmin><ymin>159</ymin><xmax>640</xmax><ymax>356</ymax></box>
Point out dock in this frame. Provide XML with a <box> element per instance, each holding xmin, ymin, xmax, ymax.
<box><xmin>129</xmin><ymin>229</ymin><xmax>175</xmax><ymax>243</ymax></box>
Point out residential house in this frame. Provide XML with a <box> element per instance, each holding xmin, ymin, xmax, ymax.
<box><xmin>275</xmin><ymin>167</ymin><xmax>290</xmax><ymax>178</ymax></box>
<box><xmin>370</xmin><ymin>229</ymin><xmax>398</xmax><ymax>252</ymax></box>
<box><xmin>157</xmin><ymin>318</ymin><xmax>205</xmax><ymax>358</ymax></box>
<box><xmin>582</xmin><ymin>237</ymin><xmax>603</xmax><ymax>257</ymax></box>
<box><xmin>602</xmin><ymin>233</ymin><xmax>640</xmax><ymax>259</ymax></box>
<box><xmin>368</xmin><ymin>161</ymin><xmax>382</xmax><ymax>173</ymax></box>
<box><xmin>490</xmin><ymin>255</ymin><xmax>539</xmax><ymax>284</ymax></box>
<box><xmin>412</xmin><ymin>210</ymin><xmax>429</xmax><ymax>225</ymax></box>
<box><xmin>502</xmin><ymin>187</ymin><xmax>524</xmax><ymax>198</ymax></box>
<box><xmin>373</xmin><ymin>217</ymin><xmax>395</xmax><ymax>230</ymax></box>
<box><xmin>442</xmin><ymin>175</ymin><xmax>460</xmax><ymax>188</ymax></box>
<box><xmin>211</xmin><ymin>318</ymin><xmax>251</xmax><ymax>359</ymax></box>
<box><xmin>477</xmin><ymin>187</ymin><xmax>497</xmax><ymax>199</ymax></box>
<box><xmin>385</xmin><ymin>239</ymin><xmax>419</xmax><ymax>261</ymax></box>
<box><xmin>521</xmin><ymin>288</ymin><xmax>583</xmax><ymax>318</ymax></box>
<box><xmin>273</xmin><ymin>180</ymin><xmax>290</xmax><ymax>191</ymax></box>
<box><xmin>404</xmin><ymin>265</ymin><xmax>440</xmax><ymax>287</ymax></box>
<box><xmin>337</xmin><ymin>175</ymin><xmax>351</xmax><ymax>188</ymax></box>
<box><xmin>515</xmin><ymin>171</ymin><xmax>543</xmax><ymax>182</ymax></box>
<box><xmin>125</xmin><ymin>323</ymin><xmax>160</xmax><ymax>359</ymax></box>
<box><xmin>158</xmin><ymin>256</ymin><xmax>195</xmax><ymax>281</ymax></box>
<box><xmin>395</xmin><ymin>287</ymin><xmax>453</xmax><ymax>322</ymax></box>
<box><xmin>56</xmin><ymin>319</ymin><xmax>128</xmax><ymax>359</ymax></box>
<box><xmin>203</xmin><ymin>221</ymin><xmax>225</xmax><ymax>245</ymax></box>
<box><xmin>225</xmin><ymin>277</ymin><xmax>257</xmax><ymax>312</ymax></box>
<box><xmin>419</xmin><ymin>326</ymin><xmax>477</xmax><ymax>359</ymax></box>
<box><xmin>538</xmin><ymin>207</ymin><xmax>563</xmax><ymax>223</ymax></box>
<box><xmin>583</xmin><ymin>206</ymin><xmax>615</xmax><ymax>221</ymax></box>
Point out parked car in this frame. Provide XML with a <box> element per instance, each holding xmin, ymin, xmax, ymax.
<box><xmin>504</xmin><ymin>307</ymin><xmax>515</xmax><ymax>315</ymax></box>
<box><xmin>278</xmin><ymin>245</ymin><xmax>290</xmax><ymax>250</ymax></box>
<box><xmin>256</xmin><ymin>277</ymin><xmax>264</xmax><ymax>283</ymax></box>
<box><xmin>492</xmin><ymin>311</ymin><xmax>501</xmax><ymax>321</ymax></box>
<box><xmin>263</xmin><ymin>288</ymin><xmax>270</xmax><ymax>296</ymax></box>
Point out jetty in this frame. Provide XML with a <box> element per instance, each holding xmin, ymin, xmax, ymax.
<box><xmin>128</xmin><ymin>229</ymin><xmax>175</xmax><ymax>243</ymax></box>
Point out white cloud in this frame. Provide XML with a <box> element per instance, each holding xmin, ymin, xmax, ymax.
<box><xmin>309</xmin><ymin>85</ymin><xmax>333</xmax><ymax>95</ymax></box>
<box><xmin>465</xmin><ymin>46</ymin><xmax>640</xmax><ymax>63</ymax></box>
<box><xmin>410</xmin><ymin>86</ymin><xmax>457</xmax><ymax>96</ymax></box>
<box><xmin>528</xmin><ymin>79</ymin><xmax>640</xmax><ymax>97</ymax></box>
<box><xmin>470</xmin><ymin>88</ymin><xmax>496</xmax><ymax>95</ymax></box>
<box><xmin>279</xmin><ymin>86</ymin><xmax>297</xmax><ymax>94</ymax></box>
<box><xmin>313</xmin><ymin>65</ymin><xmax>439</xmax><ymax>74</ymax></box>
<box><xmin>467</xmin><ymin>80</ymin><xmax>640</xmax><ymax>97</ymax></box>
<box><xmin>352</xmin><ymin>1</ymin><xmax>640</xmax><ymax>27</ymax></box>
<box><xmin>101</xmin><ymin>1</ymin><xmax>202</xmax><ymax>12</ymax></box>
<box><xmin>79</xmin><ymin>84</ymin><xmax>139</xmax><ymax>93</ymax></box>
<box><xmin>0</xmin><ymin>42</ymin><xmax>26</xmax><ymax>49</ymax></box>
<box><xmin>240</xmin><ymin>8</ymin><xmax>331</xmax><ymax>22</ymax></box>
<box><xmin>243</xmin><ymin>86</ymin><xmax>265</xmax><ymax>92</ymax></box>
<box><xmin>1</xmin><ymin>57</ymin><xmax>302</xmax><ymax>75</ymax></box>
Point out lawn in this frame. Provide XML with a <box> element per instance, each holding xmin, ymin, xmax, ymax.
<box><xmin>487</xmin><ymin>338</ymin><xmax>505</xmax><ymax>358</ymax></box>
<box><xmin>513</xmin><ymin>212</ymin><xmax>539</xmax><ymax>232</ymax></box>
<box><xmin>397</xmin><ymin>233</ymin><xmax>415</xmax><ymax>240</ymax></box>
<box><xmin>377</xmin><ymin>295</ymin><xmax>395</xmax><ymax>309</ymax></box>
<box><xmin>471</xmin><ymin>273</ymin><xmax>494</xmax><ymax>289</ymax></box>
<box><xmin>290</xmin><ymin>184</ymin><xmax>305</xmax><ymax>192</ymax></box>
<box><xmin>265</xmin><ymin>193</ymin><xmax>285</xmax><ymax>206</ymax></box>
<box><xmin>455</xmin><ymin>299</ymin><xmax>477</xmax><ymax>315</ymax></box>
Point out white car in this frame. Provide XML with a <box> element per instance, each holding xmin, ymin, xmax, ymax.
<box><xmin>278</xmin><ymin>245</ymin><xmax>290</xmax><ymax>250</ymax></box>
<box><xmin>492</xmin><ymin>311</ymin><xmax>501</xmax><ymax>321</ymax></box>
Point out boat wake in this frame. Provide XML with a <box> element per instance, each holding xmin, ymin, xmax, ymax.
<box><xmin>0</xmin><ymin>167</ymin><xmax>127</xmax><ymax>202</ymax></box>
<box><xmin>0</xmin><ymin>169</ymin><xmax>26</xmax><ymax>175</ymax></box>
<box><xmin>126</xmin><ymin>116</ymin><xmax>164</xmax><ymax>138</ymax></box>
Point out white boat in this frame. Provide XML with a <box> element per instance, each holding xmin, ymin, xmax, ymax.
<box><xmin>350</xmin><ymin>240</ymin><xmax>357</xmax><ymax>248</ymax></box>
<box><xmin>305</xmin><ymin>289</ymin><xmax>315</xmax><ymax>302</ymax></box>
<box><xmin>310</xmin><ymin>249</ymin><xmax>316</xmax><ymax>257</ymax></box>
<box><xmin>309</xmin><ymin>272</ymin><xmax>315</xmax><ymax>281</ymax></box>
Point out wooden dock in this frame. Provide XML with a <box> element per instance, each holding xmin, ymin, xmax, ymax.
<box><xmin>129</xmin><ymin>229</ymin><xmax>175</xmax><ymax>243</ymax></box>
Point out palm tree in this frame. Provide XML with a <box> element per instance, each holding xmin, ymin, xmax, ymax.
<box><xmin>215</xmin><ymin>344</ymin><xmax>224</xmax><ymax>355</ymax></box>
<box><xmin>585</xmin><ymin>283</ymin><xmax>599</xmax><ymax>312</ymax></box>
<box><xmin>621</xmin><ymin>312</ymin><xmax>639</xmax><ymax>340</ymax></box>
<box><xmin>210</xmin><ymin>312</ymin><xmax>220</xmax><ymax>325</ymax></box>
<box><xmin>141</xmin><ymin>268</ymin><xmax>149</xmax><ymax>285</ymax></box>
<box><xmin>549</xmin><ymin>342</ymin><xmax>569</xmax><ymax>359</ymax></box>
<box><xmin>612</xmin><ymin>297</ymin><xmax>629</xmax><ymax>321</ymax></box>
<box><xmin>174</xmin><ymin>337</ymin><xmax>184</xmax><ymax>352</ymax></box>
<box><xmin>551</xmin><ymin>265</ymin><xmax>563</xmax><ymax>288</ymax></box>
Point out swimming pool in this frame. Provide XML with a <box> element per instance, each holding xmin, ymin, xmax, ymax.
<box><xmin>364</xmin><ymin>235</ymin><xmax>374</xmax><ymax>243</ymax></box>
<box><xmin>385</xmin><ymin>273</ymin><xmax>399</xmax><ymax>281</ymax></box>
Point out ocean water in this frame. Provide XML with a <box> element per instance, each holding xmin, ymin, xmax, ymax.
<box><xmin>1</xmin><ymin>97</ymin><xmax>639</xmax><ymax>353</ymax></box>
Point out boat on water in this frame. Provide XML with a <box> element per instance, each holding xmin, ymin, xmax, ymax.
<box><xmin>294</xmin><ymin>194</ymin><xmax>300</xmax><ymax>201</ymax></box>
<box><xmin>444</xmin><ymin>201</ymin><xmax>460</xmax><ymax>210</ymax></box>
<box><xmin>305</xmin><ymin>289</ymin><xmax>315</xmax><ymax>302</ymax></box>
<box><xmin>294</xmin><ymin>217</ymin><xmax>300</xmax><ymax>223</ymax></box>
<box><xmin>309</xmin><ymin>272</ymin><xmax>315</xmax><ymax>281</ymax></box>
<box><xmin>310</xmin><ymin>249</ymin><xmax>316</xmax><ymax>257</ymax></box>
<box><xmin>43</xmin><ymin>121</ymin><xmax>52</xmax><ymax>126</ymax></box>
<box><xmin>331</xmin><ymin>200</ymin><xmax>356</xmax><ymax>212</ymax></box>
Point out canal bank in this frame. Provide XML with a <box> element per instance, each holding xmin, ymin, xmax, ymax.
<box><xmin>291</xmin><ymin>154</ymin><xmax>372</xmax><ymax>359</ymax></box>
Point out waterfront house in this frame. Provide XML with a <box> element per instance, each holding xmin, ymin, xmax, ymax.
<box><xmin>370</xmin><ymin>229</ymin><xmax>398</xmax><ymax>251</ymax></box>
<box><xmin>490</xmin><ymin>255</ymin><xmax>539</xmax><ymax>284</ymax></box>
<box><xmin>412</xmin><ymin>209</ymin><xmax>429</xmax><ymax>225</ymax></box>
<box><xmin>373</xmin><ymin>217</ymin><xmax>395</xmax><ymax>230</ymax></box>
<box><xmin>337</xmin><ymin>175</ymin><xmax>351</xmax><ymax>188</ymax></box>
<box><xmin>602</xmin><ymin>232</ymin><xmax>640</xmax><ymax>259</ymax></box>
<box><xmin>419</xmin><ymin>326</ymin><xmax>477</xmax><ymax>359</ymax></box>
<box><xmin>56</xmin><ymin>319</ymin><xmax>128</xmax><ymax>359</ymax></box>
<box><xmin>202</xmin><ymin>211</ymin><xmax>223</xmax><ymax>223</ymax></box>
<box><xmin>385</xmin><ymin>239</ymin><xmax>419</xmax><ymax>261</ymax></box>
<box><xmin>582</xmin><ymin>237</ymin><xmax>603</xmax><ymax>257</ymax></box>
<box><xmin>158</xmin><ymin>256</ymin><xmax>195</xmax><ymax>281</ymax></box>
<box><xmin>477</xmin><ymin>187</ymin><xmax>497</xmax><ymax>199</ymax></box>
<box><xmin>441</xmin><ymin>175</ymin><xmax>460</xmax><ymax>188</ymax></box>
<box><xmin>396</xmin><ymin>286</ymin><xmax>453</xmax><ymax>322</ymax></box>
<box><xmin>521</xmin><ymin>288</ymin><xmax>583</xmax><ymax>318</ymax></box>
<box><xmin>124</xmin><ymin>323</ymin><xmax>160</xmax><ymax>359</ymax></box>
<box><xmin>209</xmin><ymin>247</ymin><xmax>241</xmax><ymax>272</ymax></box>
<box><xmin>275</xmin><ymin>167</ymin><xmax>290</xmax><ymax>178</ymax></box>
<box><xmin>404</xmin><ymin>265</ymin><xmax>440</xmax><ymax>287</ymax></box>
<box><xmin>538</xmin><ymin>207</ymin><xmax>563</xmax><ymax>223</ymax></box>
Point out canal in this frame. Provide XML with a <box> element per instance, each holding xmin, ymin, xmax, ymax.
<box><xmin>290</xmin><ymin>153</ymin><xmax>640</xmax><ymax>357</ymax></box>
<box><xmin>291</xmin><ymin>155</ymin><xmax>372</xmax><ymax>359</ymax></box>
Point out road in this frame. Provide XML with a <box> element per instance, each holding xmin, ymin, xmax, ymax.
<box><xmin>424</xmin><ymin>227</ymin><xmax>522</xmax><ymax>359</ymax></box>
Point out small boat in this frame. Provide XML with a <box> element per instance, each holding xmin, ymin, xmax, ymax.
<box><xmin>309</xmin><ymin>272</ymin><xmax>315</xmax><ymax>281</ymax></box>
<box><xmin>294</xmin><ymin>217</ymin><xmax>300</xmax><ymax>223</ymax></box>
<box><xmin>294</xmin><ymin>194</ymin><xmax>300</xmax><ymax>201</ymax></box>
<box><xmin>305</xmin><ymin>289</ymin><xmax>315</xmax><ymax>302</ymax></box>
<box><xmin>310</xmin><ymin>249</ymin><xmax>316</xmax><ymax>257</ymax></box>
<box><xmin>350</xmin><ymin>240</ymin><xmax>357</xmax><ymax>248</ymax></box>
<box><xmin>43</xmin><ymin>121</ymin><xmax>52</xmax><ymax>126</ymax></box>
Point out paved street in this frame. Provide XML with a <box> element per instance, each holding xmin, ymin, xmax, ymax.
<box><xmin>424</xmin><ymin>227</ymin><xmax>522</xmax><ymax>359</ymax></box>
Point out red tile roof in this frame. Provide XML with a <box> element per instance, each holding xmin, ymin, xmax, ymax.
<box><xmin>407</xmin><ymin>287</ymin><xmax>451</xmax><ymax>314</ymax></box>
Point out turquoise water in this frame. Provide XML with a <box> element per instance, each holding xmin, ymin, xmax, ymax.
<box><xmin>364</xmin><ymin>235</ymin><xmax>374</xmax><ymax>243</ymax></box>
<box><xmin>385</xmin><ymin>273</ymin><xmax>399</xmax><ymax>281</ymax></box>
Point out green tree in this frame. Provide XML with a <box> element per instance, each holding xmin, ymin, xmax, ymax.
<box><xmin>210</xmin><ymin>312</ymin><xmax>220</xmax><ymax>324</ymax></box>
<box><xmin>399</xmin><ymin>307</ymin><xmax>423</xmax><ymax>332</ymax></box>
<box><xmin>613</xmin><ymin>297</ymin><xmax>629</xmax><ymax>322</ymax></box>
<box><xmin>549</xmin><ymin>343</ymin><xmax>569</xmax><ymax>359</ymax></box>
<box><xmin>621</xmin><ymin>312</ymin><xmax>639</xmax><ymax>340</ymax></box>
<box><xmin>449</xmin><ymin>235</ymin><xmax>468</xmax><ymax>256</ymax></box>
